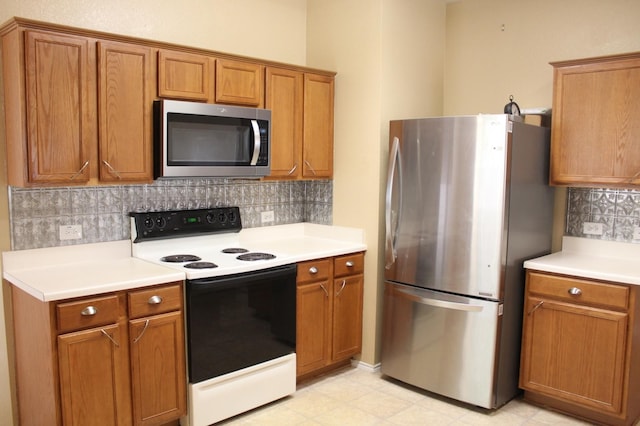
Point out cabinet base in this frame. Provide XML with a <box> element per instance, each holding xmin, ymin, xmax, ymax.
<box><xmin>523</xmin><ymin>391</ymin><xmax>637</xmax><ymax>426</ymax></box>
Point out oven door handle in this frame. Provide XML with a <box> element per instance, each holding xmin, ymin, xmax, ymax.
<box><xmin>188</xmin><ymin>264</ymin><xmax>297</xmax><ymax>296</ymax></box>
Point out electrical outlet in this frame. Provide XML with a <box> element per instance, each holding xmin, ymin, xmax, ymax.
<box><xmin>633</xmin><ymin>226</ymin><xmax>640</xmax><ymax>240</ymax></box>
<box><xmin>261</xmin><ymin>210</ymin><xmax>275</xmax><ymax>224</ymax></box>
<box><xmin>59</xmin><ymin>224</ymin><xmax>82</xmax><ymax>240</ymax></box>
<box><xmin>582</xmin><ymin>222</ymin><xmax>604</xmax><ymax>236</ymax></box>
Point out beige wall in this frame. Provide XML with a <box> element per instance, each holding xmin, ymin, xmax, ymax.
<box><xmin>445</xmin><ymin>0</ymin><xmax>640</xmax><ymax>251</ymax></box>
<box><xmin>306</xmin><ymin>0</ymin><xmax>445</xmax><ymax>366</ymax></box>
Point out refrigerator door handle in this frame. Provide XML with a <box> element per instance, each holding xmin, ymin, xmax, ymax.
<box><xmin>385</xmin><ymin>136</ymin><xmax>401</xmax><ymax>269</ymax></box>
<box><xmin>396</xmin><ymin>287</ymin><xmax>484</xmax><ymax>312</ymax></box>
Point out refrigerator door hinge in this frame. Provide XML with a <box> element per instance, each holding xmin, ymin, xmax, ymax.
<box><xmin>498</xmin><ymin>303</ymin><xmax>504</xmax><ymax>316</ymax></box>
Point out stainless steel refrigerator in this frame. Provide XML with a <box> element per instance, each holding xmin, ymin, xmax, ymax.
<box><xmin>381</xmin><ymin>114</ymin><xmax>554</xmax><ymax>409</ymax></box>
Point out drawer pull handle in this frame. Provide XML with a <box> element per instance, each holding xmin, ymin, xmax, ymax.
<box><xmin>133</xmin><ymin>319</ymin><xmax>150</xmax><ymax>344</ymax></box>
<box><xmin>309</xmin><ymin>266</ymin><xmax>318</xmax><ymax>274</ymax></box>
<box><xmin>568</xmin><ymin>287</ymin><xmax>582</xmax><ymax>296</ymax></box>
<box><xmin>528</xmin><ymin>300</ymin><xmax>544</xmax><ymax>315</ymax></box>
<box><xmin>100</xmin><ymin>329</ymin><xmax>119</xmax><ymax>347</ymax></box>
<box><xmin>345</xmin><ymin>261</ymin><xmax>354</xmax><ymax>267</ymax></box>
<box><xmin>148</xmin><ymin>295</ymin><xmax>163</xmax><ymax>305</ymax></box>
<box><xmin>336</xmin><ymin>280</ymin><xmax>347</xmax><ymax>296</ymax></box>
<box><xmin>81</xmin><ymin>306</ymin><xmax>98</xmax><ymax>316</ymax></box>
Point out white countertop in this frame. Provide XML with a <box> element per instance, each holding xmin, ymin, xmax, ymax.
<box><xmin>524</xmin><ymin>236</ymin><xmax>640</xmax><ymax>285</ymax></box>
<box><xmin>2</xmin><ymin>223</ymin><xmax>367</xmax><ymax>302</ymax></box>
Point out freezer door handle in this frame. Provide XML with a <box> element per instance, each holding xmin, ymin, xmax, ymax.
<box><xmin>396</xmin><ymin>287</ymin><xmax>484</xmax><ymax>312</ymax></box>
<box><xmin>385</xmin><ymin>136</ymin><xmax>402</xmax><ymax>269</ymax></box>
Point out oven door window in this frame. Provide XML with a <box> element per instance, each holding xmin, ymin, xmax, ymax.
<box><xmin>186</xmin><ymin>264</ymin><xmax>297</xmax><ymax>383</ymax></box>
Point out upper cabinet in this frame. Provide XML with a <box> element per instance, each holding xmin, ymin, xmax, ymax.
<box><xmin>98</xmin><ymin>41</ymin><xmax>154</xmax><ymax>182</ymax></box>
<box><xmin>550</xmin><ymin>52</ymin><xmax>640</xmax><ymax>187</ymax></box>
<box><xmin>1</xmin><ymin>18</ymin><xmax>336</xmax><ymax>186</ymax></box>
<box><xmin>2</xmin><ymin>22</ymin><xmax>155</xmax><ymax>186</ymax></box>
<box><xmin>303</xmin><ymin>73</ymin><xmax>334</xmax><ymax>179</ymax></box>
<box><xmin>157</xmin><ymin>49</ymin><xmax>212</xmax><ymax>102</ymax></box>
<box><xmin>215</xmin><ymin>58</ymin><xmax>264</xmax><ymax>107</ymax></box>
<box><xmin>20</xmin><ymin>30</ymin><xmax>94</xmax><ymax>184</ymax></box>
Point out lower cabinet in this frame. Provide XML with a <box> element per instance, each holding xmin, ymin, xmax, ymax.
<box><xmin>520</xmin><ymin>271</ymin><xmax>640</xmax><ymax>426</ymax></box>
<box><xmin>10</xmin><ymin>281</ymin><xmax>186</xmax><ymax>426</ymax></box>
<box><xmin>296</xmin><ymin>252</ymin><xmax>364</xmax><ymax>379</ymax></box>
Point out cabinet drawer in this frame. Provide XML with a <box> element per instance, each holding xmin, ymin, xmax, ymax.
<box><xmin>334</xmin><ymin>252</ymin><xmax>364</xmax><ymax>277</ymax></box>
<box><xmin>128</xmin><ymin>283</ymin><xmax>182</xmax><ymax>319</ymax></box>
<box><xmin>297</xmin><ymin>258</ymin><xmax>331</xmax><ymax>284</ymax></box>
<box><xmin>57</xmin><ymin>294</ymin><xmax>119</xmax><ymax>333</ymax></box>
<box><xmin>527</xmin><ymin>271</ymin><xmax>629</xmax><ymax>311</ymax></box>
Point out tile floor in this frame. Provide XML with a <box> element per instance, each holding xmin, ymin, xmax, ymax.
<box><xmin>218</xmin><ymin>366</ymin><xmax>595</xmax><ymax>425</ymax></box>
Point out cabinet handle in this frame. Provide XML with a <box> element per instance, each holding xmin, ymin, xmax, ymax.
<box><xmin>133</xmin><ymin>319</ymin><xmax>150</xmax><ymax>344</ymax></box>
<box><xmin>345</xmin><ymin>261</ymin><xmax>354</xmax><ymax>268</ymax></box>
<box><xmin>336</xmin><ymin>280</ymin><xmax>346</xmax><ymax>296</ymax></box>
<box><xmin>528</xmin><ymin>300</ymin><xmax>544</xmax><ymax>315</ymax></box>
<box><xmin>81</xmin><ymin>306</ymin><xmax>98</xmax><ymax>316</ymax></box>
<box><xmin>100</xmin><ymin>329</ymin><xmax>120</xmax><ymax>347</ymax></box>
<box><xmin>102</xmin><ymin>160</ymin><xmax>122</xmax><ymax>179</ymax></box>
<box><xmin>288</xmin><ymin>164</ymin><xmax>298</xmax><ymax>175</ymax></box>
<box><xmin>568</xmin><ymin>287</ymin><xmax>582</xmax><ymax>296</ymax></box>
<box><xmin>627</xmin><ymin>169</ymin><xmax>640</xmax><ymax>183</ymax></box>
<box><xmin>309</xmin><ymin>266</ymin><xmax>318</xmax><ymax>274</ymax></box>
<box><xmin>148</xmin><ymin>295</ymin><xmax>163</xmax><ymax>305</ymax></box>
<box><xmin>320</xmin><ymin>283</ymin><xmax>329</xmax><ymax>297</ymax></box>
<box><xmin>70</xmin><ymin>161</ymin><xmax>89</xmax><ymax>180</ymax></box>
<box><xmin>304</xmin><ymin>160</ymin><xmax>317</xmax><ymax>176</ymax></box>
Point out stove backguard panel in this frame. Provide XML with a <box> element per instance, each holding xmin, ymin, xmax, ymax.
<box><xmin>9</xmin><ymin>179</ymin><xmax>332</xmax><ymax>250</ymax></box>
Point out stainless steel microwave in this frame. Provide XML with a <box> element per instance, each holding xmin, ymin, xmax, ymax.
<box><xmin>154</xmin><ymin>99</ymin><xmax>271</xmax><ymax>178</ymax></box>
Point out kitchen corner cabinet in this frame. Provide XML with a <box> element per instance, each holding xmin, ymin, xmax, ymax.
<box><xmin>296</xmin><ymin>252</ymin><xmax>364</xmax><ymax>379</ymax></box>
<box><xmin>550</xmin><ymin>52</ymin><xmax>640</xmax><ymax>187</ymax></box>
<box><xmin>10</xmin><ymin>281</ymin><xmax>186</xmax><ymax>426</ymax></box>
<box><xmin>266</xmin><ymin>69</ymin><xmax>335</xmax><ymax>180</ymax></box>
<box><xmin>520</xmin><ymin>271</ymin><xmax>640</xmax><ymax>426</ymax></box>
<box><xmin>302</xmin><ymin>73</ymin><xmax>334</xmax><ymax>179</ymax></box>
<box><xmin>1</xmin><ymin>23</ymin><xmax>155</xmax><ymax>186</ymax></box>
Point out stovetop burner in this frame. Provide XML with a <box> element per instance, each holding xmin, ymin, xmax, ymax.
<box><xmin>221</xmin><ymin>248</ymin><xmax>249</xmax><ymax>254</ymax></box>
<box><xmin>161</xmin><ymin>254</ymin><xmax>202</xmax><ymax>263</ymax></box>
<box><xmin>236</xmin><ymin>252</ymin><xmax>276</xmax><ymax>261</ymax></box>
<box><xmin>184</xmin><ymin>261</ymin><xmax>218</xmax><ymax>269</ymax></box>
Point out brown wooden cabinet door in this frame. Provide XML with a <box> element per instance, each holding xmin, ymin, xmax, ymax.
<box><xmin>550</xmin><ymin>54</ymin><xmax>640</xmax><ymax>187</ymax></box>
<box><xmin>98</xmin><ymin>41</ymin><xmax>154</xmax><ymax>182</ymax></box>
<box><xmin>266</xmin><ymin>67</ymin><xmax>303</xmax><ymax>178</ymax></box>
<box><xmin>158</xmin><ymin>49</ymin><xmax>212</xmax><ymax>101</ymax></box>
<box><xmin>129</xmin><ymin>311</ymin><xmax>186</xmax><ymax>426</ymax></box>
<box><xmin>215</xmin><ymin>58</ymin><xmax>264</xmax><ymax>107</ymax></box>
<box><xmin>303</xmin><ymin>73</ymin><xmax>334</xmax><ymax>178</ymax></box>
<box><xmin>58</xmin><ymin>324</ymin><xmax>132</xmax><ymax>426</ymax></box>
<box><xmin>24</xmin><ymin>30</ymin><xmax>93</xmax><ymax>183</ymax></box>
<box><xmin>332</xmin><ymin>275</ymin><xmax>363</xmax><ymax>361</ymax></box>
<box><xmin>520</xmin><ymin>295</ymin><xmax>628</xmax><ymax>414</ymax></box>
<box><xmin>296</xmin><ymin>280</ymin><xmax>332</xmax><ymax>376</ymax></box>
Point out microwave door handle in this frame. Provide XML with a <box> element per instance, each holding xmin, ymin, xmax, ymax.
<box><xmin>250</xmin><ymin>120</ymin><xmax>261</xmax><ymax>165</ymax></box>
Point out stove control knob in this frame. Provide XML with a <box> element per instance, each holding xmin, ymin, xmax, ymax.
<box><xmin>228</xmin><ymin>211</ymin><xmax>237</xmax><ymax>223</ymax></box>
<box><xmin>143</xmin><ymin>217</ymin><xmax>154</xmax><ymax>230</ymax></box>
<box><xmin>155</xmin><ymin>217</ymin><xmax>167</xmax><ymax>229</ymax></box>
<box><xmin>206</xmin><ymin>213</ymin><xmax>215</xmax><ymax>224</ymax></box>
<box><xmin>218</xmin><ymin>213</ymin><xmax>227</xmax><ymax>223</ymax></box>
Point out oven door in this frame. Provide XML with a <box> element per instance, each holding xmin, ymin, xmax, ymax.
<box><xmin>185</xmin><ymin>264</ymin><xmax>297</xmax><ymax>383</ymax></box>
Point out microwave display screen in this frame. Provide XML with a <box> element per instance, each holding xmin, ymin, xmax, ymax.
<box><xmin>167</xmin><ymin>114</ymin><xmax>255</xmax><ymax>166</ymax></box>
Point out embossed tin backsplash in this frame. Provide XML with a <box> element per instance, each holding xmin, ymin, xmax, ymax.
<box><xmin>9</xmin><ymin>179</ymin><xmax>332</xmax><ymax>250</ymax></box>
<box><xmin>566</xmin><ymin>187</ymin><xmax>640</xmax><ymax>243</ymax></box>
